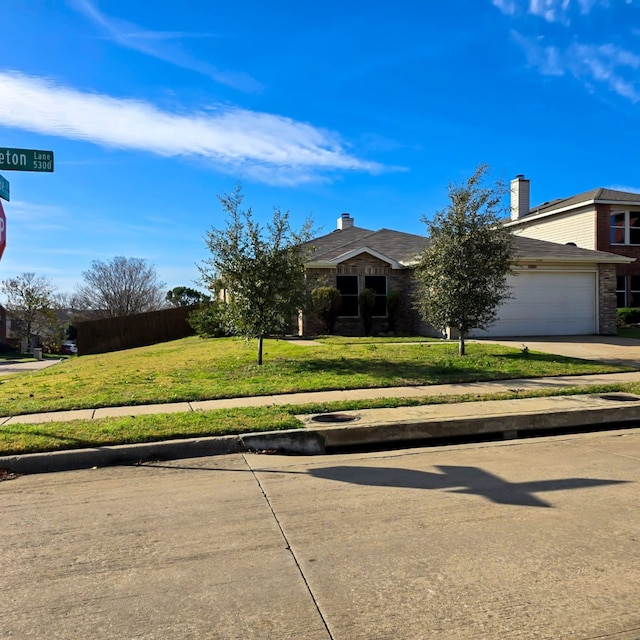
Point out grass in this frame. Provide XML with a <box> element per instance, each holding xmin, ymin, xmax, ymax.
<box><xmin>618</xmin><ymin>327</ymin><xmax>640</xmax><ymax>339</ymax></box>
<box><xmin>0</xmin><ymin>335</ymin><xmax>635</xmax><ymax>456</ymax></box>
<box><xmin>2</xmin><ymin>382</ymin><xmax>639</xmax><ymax>456</ymax></box>
<box><xmin>0</xmin><ymin>335</ymin><xmax>630</xmax><ymax>417</ymax></box>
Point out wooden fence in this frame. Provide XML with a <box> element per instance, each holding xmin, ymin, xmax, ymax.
<box><xmin>76</xmin><ymin>306</ymin><xmax>196</xmax><ymax>355</ymax></box>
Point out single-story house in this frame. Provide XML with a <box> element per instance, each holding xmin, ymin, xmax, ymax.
<box><xmin>300</xmin><ymin>213</ymin><xmax>633</xmax><ymax>338</ymax></box>
<box><xmin>505</xmin><ymin>175</ymin><xmax>640</xmax><ymax>308</ymax></box>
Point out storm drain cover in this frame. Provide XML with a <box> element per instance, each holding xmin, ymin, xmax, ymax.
<box><xmin>311</xmin><ymin>413</ymin><xmax>358</xmax><ymax>423</ymax></box>
<box><xmin>599</xmin><ymin>393</ymin><xmax>640</xmax><ymax>402</ymax></box>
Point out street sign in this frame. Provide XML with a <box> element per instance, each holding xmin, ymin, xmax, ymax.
<box><xmin>0</xmin><ymin>200</ymin><xmax>6</xmax><ymax>261</ymax></box>
<box><xmin>0</xmin><ymin>174</ymin><xmax>8</xmax><ymax>201</ymax></box>
<box><xmin>0</xmin><ymin>147</ymin><xmax>54</xmax><ymax>172</ymax></box>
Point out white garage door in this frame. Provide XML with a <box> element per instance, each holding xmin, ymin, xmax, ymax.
<box><xmin>469</xmin><ymin>271</ymin><xmax>597</xmax><ymax>337</ymax></box>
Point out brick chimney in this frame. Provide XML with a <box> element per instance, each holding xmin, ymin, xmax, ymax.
<box><xmin>337</xmin><ymin>213</ymin><xmax>354</xmax><ymax>230</ymax></box>
<box><xmin>510</xmin><ymin>175</ymin><xmax>530</xmax><ymax>221</ymax></box>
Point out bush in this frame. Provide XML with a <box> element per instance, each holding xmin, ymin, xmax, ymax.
<box><xmin>617</xmin><ymin>307</ymin><xmax>640</xmax><ymax>325</ymax></box>
<box><xmin>311</xmin><ymin>286</ymin><xmax>342</xmax><ymax>334</ymax></box>
<box><xmin>188</xmin><ymin>301</ymin><xmax>234</xmax><ymax>338</ymax></box>
<box><xmin>387</xmin><ymin>289</ymin><xmax>401</xmax><ymax>332</ymax></box>
<box><xmin>359</xmin><ymin>288</ymin><xmax>376</xmax><ymax>336</ymax></box>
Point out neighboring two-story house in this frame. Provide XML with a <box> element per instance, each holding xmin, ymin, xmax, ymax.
<box><xmin>505</xmin><ymin>175</ymin><xmax>639</xmax><ymax>308</ymax></box>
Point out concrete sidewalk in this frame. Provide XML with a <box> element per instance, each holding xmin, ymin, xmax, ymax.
<box><xmin>3</xmin><ymin>371</ymin><xmax>640</xmax><ymax>474</ymax></box>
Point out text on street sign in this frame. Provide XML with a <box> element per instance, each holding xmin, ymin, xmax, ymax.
<box><xmin>0</xmin><ymin>147</ymin><xmax>54</xmax><ymax>172</ymax></box>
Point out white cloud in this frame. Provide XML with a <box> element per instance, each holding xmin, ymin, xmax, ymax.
<box><xmin>0</xmin><ymin>71</ymin><xmax>384</xmax><ymax>185</ymax></box>
<box><xmin>514</xmin><ymin>33</ymin><xmax>640</xmax><ymax>101</ymax></box>
<box><xmin>68</xmin><ymin>0</ymin><xmax>261</xmax><ymax>92</ymax></box>
<box><xmin>492</xmin><ymin>0</ymin><xmax>519</xmax><ymax>14</ymax></box>
<box><xmin>494</xmin><ymin>0</ymin><xmax>610</xmax><ymax>22</ymax></box>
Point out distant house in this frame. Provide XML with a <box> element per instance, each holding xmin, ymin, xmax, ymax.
<box><xmin>300</xmin><ymin>212</ymin><xmax>631</xmax><ymax>338</ymax></box>
<box><xmin>505</xmin><ymin>175</ymin><xmax>640</xmax><ymax>308</ymax></box>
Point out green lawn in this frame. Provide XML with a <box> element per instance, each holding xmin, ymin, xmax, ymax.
<box><xmin>0</xmin><ymin>335</ymin><xmax>630</xmax><ymax>417</ymax></box>
<box><xmin>0</xmin><ymin>335</ymin><xmax>635</xmax><ymax>457</ymax></box>
<box><xmin>618</xmin><ymin>327</ymin><xmax>640</xmax><ymax>339</ymax></box>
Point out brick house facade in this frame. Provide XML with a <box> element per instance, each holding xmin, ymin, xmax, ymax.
<box><xmin>301</xmin><ymin>213</ymin><xmax>628</xmax><ymax>337</ymax></box>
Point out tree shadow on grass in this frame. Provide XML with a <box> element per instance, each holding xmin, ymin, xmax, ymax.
<box><xmin>285</xmin><ymin>357</ymin><xmax>499</xmax><ymax>385</ymax></box>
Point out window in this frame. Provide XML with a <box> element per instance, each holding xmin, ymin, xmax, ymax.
<box><xmin>616</xmin><ymin>275</ymin><xmax>627</xmax><ymax>308</ymax></box>
<box><xmin>630</xmin><ymin>276</ymin><xmax>640</xmax><ymax>307</ymax></box>
<box><xmin>610</xmin><ymin>211</ymin><xmax>640</xmax><ymax>245</ymax></box>
<box><xmin>364</xmin><ymin>275</ymin><xmax>387</xmax><ymax>316</ymax></box>
<box><xmin>336</xmin><ymin>275</ymin><xmax>359</xmax><ymax>316</ymax></box>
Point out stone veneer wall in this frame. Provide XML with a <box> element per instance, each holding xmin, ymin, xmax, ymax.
<box><xmin>598</xmin><ymin>263</ymin><xmax>618</xmax><ymax>335</ymax></box>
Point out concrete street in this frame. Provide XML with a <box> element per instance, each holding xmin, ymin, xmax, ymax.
<box><xmin>2</xmin><ymin>428</ymin><xmax>639</xmax><ymax>639</ymax></box>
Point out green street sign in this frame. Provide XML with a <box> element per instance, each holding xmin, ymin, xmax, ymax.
<box><xmin>0</xmin><ymin>147</ymin><xmax>54</xmax><ymax>172</ymax></box>
<box><xmin>0</xmin><ymin>174</ymin><xmax>8</xmax><ymax>201</ymax></box>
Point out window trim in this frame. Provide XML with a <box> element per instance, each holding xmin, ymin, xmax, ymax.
<box><xmin>336</xmin><ymin>275</ymin><xmax>359</xmax><ymax>318</ymax></box>
<box><xmin>616</xmin><ymin>274</ymin><xmax>627</xmax><ymax>308</ymax></box>
<box><xmin>364</xmin><ymin>275</ymin><xmax>388</xmax><ymax>318</ymax></box>
<box><xmin>610</xmin><ymin>210</ymin><xmax>640</xmax><ymax>246</ymax></box>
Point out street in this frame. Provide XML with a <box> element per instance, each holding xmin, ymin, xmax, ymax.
<box><xmin>2</xmin><ymin>428</ymin><xmax>639</xmax><ymax>639</ymax></box>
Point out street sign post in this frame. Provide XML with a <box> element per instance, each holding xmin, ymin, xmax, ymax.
<box><xmin>0</xmin><ymin>174</ymin><xmax>9</xmax><ymax>201</ymax></box>
<box><xmin>0</xmin><ymin>200</ymin><xmax>6</xmax><ymax>261</ymax></box>
<box><xmin>0</xmin><ymin>147</ymin><xmax>54</xmax><ymax>172</ymax></box>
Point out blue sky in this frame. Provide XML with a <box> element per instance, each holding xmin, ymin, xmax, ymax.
<box><xmin>0</xmin><ymin>0</ymin><xmax>639</xmax><ymax>296</ymax></box>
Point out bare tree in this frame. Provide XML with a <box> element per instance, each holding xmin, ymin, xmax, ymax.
<box><xmin>76</xmin><ymin>256</ymin><xmax>167</xmax><ymax>318</ymax></box>
<box><xmin>1</xmin><ymin>272</ymin><xmax>58</xmax><ymax>344</ymax></box>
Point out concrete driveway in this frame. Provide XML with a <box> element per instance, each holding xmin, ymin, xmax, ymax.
<box><xmin>0</xmin><ymin>359</ymin><xmax>60</xmax><ymax>377</ymax></box>
<box><xmin>2</xmin><ymin>429</ymin><xmax>639</xmax><ymax>639</ymax></box>
<box><xmin>475</xmin><ymin>335</ymin><xmax>640</xmax><ymax>368</ymax></box>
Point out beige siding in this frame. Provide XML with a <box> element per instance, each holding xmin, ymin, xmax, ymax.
<box><xmin>511</xmin><ymin>208</ymin><xmax>596</xmax><ymax>249</ymax></box>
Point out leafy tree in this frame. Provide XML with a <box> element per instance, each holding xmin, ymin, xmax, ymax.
<box><xmin>75</xmin><ymin>256</ymin><xmax>166</xmax><ymax>318</ymax></box>
<box><xmin>166</xmin><ymin>286</ymin><xmax>208</xmax><ymax>307</ymax></box>
<box><xmin>1</xmin><ymin>272</ymin><xmax>58</xmax><ymax>345</ymax></box>
<box><xmin>198</xmin><ymin>184</ymin><xmax>313</xmax><ymax>365</ymax></box>
<box><xmin>311</xmin><ymin>286</ymin><xmax>342</xmax><ymax>334</ymax></box>
<box><xmin>414</xmin><ymin>165</ymin><xmax>513</xmax><ymax>355</ymax></box>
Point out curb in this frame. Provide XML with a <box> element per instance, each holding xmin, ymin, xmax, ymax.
<box><xmin>3</xmin><ymin>393</ymin><xmax>640</xmax><ymax>475</ymax></box>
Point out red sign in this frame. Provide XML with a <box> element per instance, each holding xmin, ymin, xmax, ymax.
<box><xmin>0</xmin><ymin>200</ymin><xmax>6</xmax><ymax>260</ymax></box>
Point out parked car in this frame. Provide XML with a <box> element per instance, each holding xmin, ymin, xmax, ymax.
<box><xmin>61</xmin><ymin>341</ymin><xmax>78</xmax><ymax>355</ymax></box>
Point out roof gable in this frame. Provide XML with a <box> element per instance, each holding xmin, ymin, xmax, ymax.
<box><xmin>304</xmin><ymin>226</ymin><xmax>428</xmax><ymax>267</ymax></box>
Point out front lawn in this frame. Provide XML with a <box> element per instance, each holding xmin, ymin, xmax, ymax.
<box><xmin>0</xmin><ymin>336</ymin><xmax>630</xmax><ymax>417</ymax></box>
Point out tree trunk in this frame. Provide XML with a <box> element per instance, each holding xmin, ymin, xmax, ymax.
<box><xmin>257</xmin><ymin>336</ymin><xmax>264</xmax><ymax>365</ymax></box>
<box><xmin>458</xmin><ymin>334</ymin><xmax>466</xmax><ymax>356</ymax></box>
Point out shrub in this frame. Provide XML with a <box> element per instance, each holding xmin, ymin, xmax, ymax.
<box><xmin>188</xmin><ymin>301</ymin><xmax>234</xmax><ymax>338</ymax></box>
<box><xmin>311</xmin><ymin>286</ymin><xmax>342</xmax><ymax>334</ymax></box>
<box><xmin>387</xmin><ymin>289</ymin><xmax>401</xmax><ymax>332</ymax></box>
<box><xmin>359</xmin><ymin>288</ymin><xmax>376</xmax><ymax>336</ymax></box>
<box><xmin>617</xmin><ymin>307</ymin><xmax>640</xmax><ymax>325</ymax></box>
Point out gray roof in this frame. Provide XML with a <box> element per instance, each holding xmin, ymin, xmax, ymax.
<box><xmin>304</xmin><ymin>226</ymin><xmax>428</xmax><ymax>266</ymax></box>
<box><xmin>304</xmin><ymin>225</ymin><xmax>631</xmax><ymax>267</ymax></box>
<box><xmin>531</xmin><ymin>187</ymin><xmax>640</xmax><ymax>216</ymax></box>
<box><xmin>511</xmin><ymin>235</ymin><xmax>631</xmax><ymax>263</ymax></box>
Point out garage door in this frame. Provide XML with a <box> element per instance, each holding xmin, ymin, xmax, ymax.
<box><xmin>469</xmin><ymin>271</ymin><xmax>597</xmax><ymax>337</ymax></box>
